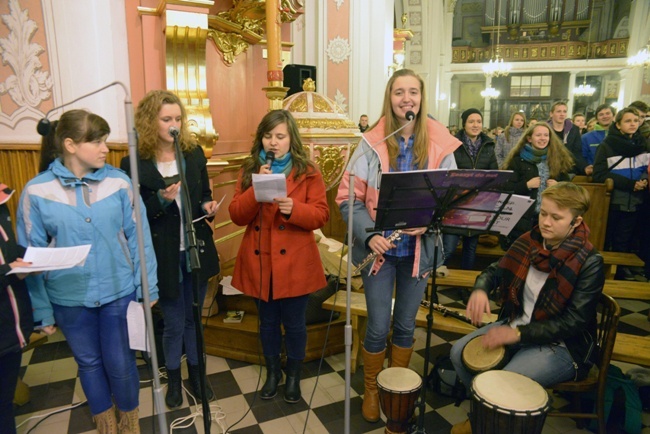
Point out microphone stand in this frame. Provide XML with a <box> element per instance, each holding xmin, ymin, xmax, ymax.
<box><xmin>170</xmin><ymin>131</ymin><xmax>212</xmax><ymax>433</ymax></box>
<box><xmin>343</xmin><ymin>116</ymin><xmax>414</xmax><ymax>434</ymax></box>
<box><xmin>123</xmin><ymin>90</ymin><xmax>169</xmax><ymax>434</ymax></box>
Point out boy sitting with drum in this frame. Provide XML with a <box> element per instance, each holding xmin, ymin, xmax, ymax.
<box><xmin>449</xmin><ymin>182</ymin><xmax>605</xmax><ymax>434</ymax></box>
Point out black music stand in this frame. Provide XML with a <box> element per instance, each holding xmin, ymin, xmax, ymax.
<box><xmin>370</xmin><ymin>169</ymin><xmax>519</xmax><ymax>434</ymax></box>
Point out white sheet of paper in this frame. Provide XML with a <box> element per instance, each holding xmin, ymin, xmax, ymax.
<box><xmin>192</xmin><ymin>194</ymin><xmax>227</xmax><ymax>223</ymax></box>
<box><xmin>491</xmin><ymin>194</ymin><xmax>535</xmax><ymax>235</ymax></box>
<box><xmin>126</xmin><ymin>301</ymin><xmax>149</xmax><ymax>351</ymax></box>
<box><xmin>252</xmin><ymin>174</ymin><xmax>287</xmax><ymax>203</ymax></box>
<box><xmin>220</xmin><ymin>275</ymin><xmax>244</xmax><ymax>295</ymax></box>
<box><xmin>8</xmin><ymin>244</ymin><xmax>92</xmax><ymax>274</ymax></box>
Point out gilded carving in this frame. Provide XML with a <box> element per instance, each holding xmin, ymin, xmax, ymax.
<box><xmin>313</xmin><ymin>94</ymin><xmax>331</xmax><ymax>113</ymax></box>
<box><xmin>295</xmin><ymin>119</ymin><xmax>358</xmax><ymax>130</ymax></box>
<box><xmin>289</xmin><ymin>95</ymin><xmax>308</xmax><ymax>112</ymax></box>
<box><xmin>313</xmin><ymin>144</ymin><xmax>349</xmax><ymax>189</ymax></box>
<box><xmin>207</xmin><ymin>29</ymin><xmax>249</xmax><ymax>65</ymax></box>
<box><xmin>532</xmin><ymin>48</ymin><xmax>538</xmax><ymax>58</ymax></box>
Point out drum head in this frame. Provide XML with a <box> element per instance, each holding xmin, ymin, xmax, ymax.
<box><xmin>377</xmin><ymin>367</ymin><xmax>422</xmax><ymax>392</ymax></box>
<box><xmin>462</xmin><ymin>336</ymin><xmax>506</xmax><ymax>372</ymax></box>
<box><xmin>472</xmin><ymin>371</ymin><xmax>548</xmax><ymax>413</ymax></box>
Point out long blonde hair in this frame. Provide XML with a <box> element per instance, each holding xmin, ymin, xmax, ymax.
<box><xmin>502</xmin><ymin>123</ymin><xmax>574</xmax><ymax>178</ymax></box>
<box><xmin>504</xmin><ymin>112</ymin><xmax>527</xmax><ymax>142</ymax></box>
<box><xmin>376</xmin><ymin>69</ymin><xmax>429</xmax><ymax>170</ymax></box>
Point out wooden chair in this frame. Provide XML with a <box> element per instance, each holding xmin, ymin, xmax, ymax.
<box><xmin>547</xmin><ymin>293</ymin><xmax>621</xmax><ymax>434</ymax></box>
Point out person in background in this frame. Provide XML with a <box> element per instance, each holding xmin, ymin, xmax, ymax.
<box><xmin>592</xmin><ymin>107</ymin><xmax>650</xmax><ymax>281</ymax></box>
<box><xmin>450</xmin><ymin>182</ymin><xmax>604</xmax><ymax>434</ymax></box>
<box><xmin>229</xmin><ymin>109</ymin><xmax>329</xmax><ymax>404</ymax></box>
<box><xmin>582</xmin><ymin>104</ymin><xmax>616</xmax><ymax>174</ymax></box>
<box><xmin>337</xmin><ymin>69</ymin><xmax>460</xmax><ymax>423</ymax></box>
<box><xmin>500</xmin><ymin>123</ymin><xmax>574</xmax><ymax>249</ymax></box>
<box><xmin>18</xmin><ymin>110</ymin><xmax>159</xmax><ymax>434</ymax></box>
<box><xmin>547</xmin><ymin>101</ymin><xmax>585</xmax><ymax>174</ymax></box>
<box><xmin>443</xmin><ymin>108</ymin><xmax>498</xmax><ymax>271</ymax></box>
<box><xmin>629</xmin><ymin>100</ymin><xmax>650</xmax><ymax>142</ymax></box>
<box><xmin>0</xmin><ymin>183</ymin><xmax>33</xmax><ymax>434</ymax></box>
<box><xmin>359</xmin><ymin>114</ymin><xmax>370</xmax><ymax>132</ymax></box>
<box><xmin>529</xmin><ymin>119</ymin><xmax>538</xmax><ymax>127</ymax></box>
<box><xmin>496</xmin><ymin>111</ymin><xmax>527</xmax><ymax>168</ymax></box>
<box><xmin>586</xmin><ymin>117</ymin><xmax>598</xmax><ymax>132</ymax></box>
<box><xmin>120</xmin><ymin>90</ymin><xmax>220</xmax><ymax>409</ymax></box>
<box><xmin>572</xmin><ymin>113</ymin><xmax>587</xmax><ymax>135</ymax></box>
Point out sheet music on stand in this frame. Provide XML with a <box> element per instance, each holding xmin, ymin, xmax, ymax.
<box><xmin>372</xmin><ymin>169</ymin><xmax>533</xmax><ymax>236</ymax></box>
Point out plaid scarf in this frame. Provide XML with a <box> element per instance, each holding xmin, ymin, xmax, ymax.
<box><xmin>498</xmin><ymin>223</ymin><xmax>593</xmax><ymax>321</ymax></box>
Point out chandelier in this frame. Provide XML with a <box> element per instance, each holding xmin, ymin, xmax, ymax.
<box><xmin>480</xmin><ymin>87</ymin><xmax>500</xmax><ymax>99</ymax></box>
<box><xmin>627</xmin><ymin>45</ymin><xmax>650</xmax><ymax>68</ymax></box>
<box><xmin>573</xmin><ymin>5</ymin><xmax>596</xmax><ymax>98</ymax></box>
<box><xmin>483</xmin><ymin>1</ymin><xmax>512</xmax><ymax>78</ymax></box>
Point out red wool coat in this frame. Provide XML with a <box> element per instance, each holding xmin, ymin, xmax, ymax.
<box><xmin>229</xmin><ymin>167</ymin><xmax>329</xmax><ymax>301</ymax></box>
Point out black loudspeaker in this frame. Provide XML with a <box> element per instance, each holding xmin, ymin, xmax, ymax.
<box><xmin>283</xmin><ymin>64</ymin><xmax>317</xmax><ymax>97</ymax></box>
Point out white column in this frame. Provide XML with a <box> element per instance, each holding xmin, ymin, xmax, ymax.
<box><xmin>349</xmin><ymin>0</ymin><xmax>394</xmax><ymax>124</ymax></box>
<box><xmin>483</xmin><ymin>76</ymin><xmax>492</xmax><ymax>127</ymax></box>
<box><xmin>622</xmin><ymin>0</ymin><xmax>650</xmax><ymax>104</ymax></box>
<box><xmin>567</xmin><ymin>72</ymin><xmax>577</xmax><ymax>115</ymax></box>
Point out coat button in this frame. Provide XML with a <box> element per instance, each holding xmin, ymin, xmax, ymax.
<box><xmin>279</xmin><ymin>225</ymin><xmax>285</xmax><ymax>230</ymax></box>
<box><xmin>255</xmin><ymin>226</ymin><xmax>260</xmax><ymax>231</ymax></box>
<box><xmin>255</xmin><ymin>250</ymin><xmax>260</xmax><ymax>255</ymax></box>
<box><xmin>85</xmin><ymin>218</ymin><xmax>91</xmax><ymax>223</ymax></box>
<box><xmin>280</xmin><ymin>249</ymin><xmax>286</xmax><ymax>255</ymax></box>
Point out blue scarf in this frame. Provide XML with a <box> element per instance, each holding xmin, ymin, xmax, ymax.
<box><xmin>259</xmin><ymin>150</ymin><xmax>293</xmax><ymax>176</ymax></box>
<box><xmin>520</xmin><ymin>143</ymin><xmax>548</xmax><ymax>164</ymax></box>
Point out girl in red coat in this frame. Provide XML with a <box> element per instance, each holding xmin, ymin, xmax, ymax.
<box><xmin>229</xmin><ymin>110</ymin><xmax>329</xmax><ymax>403</ymax></box>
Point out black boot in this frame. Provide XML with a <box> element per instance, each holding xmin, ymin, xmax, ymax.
<box><xmin>187</xmin><ymin>363</ymin><xmax>215</xmax><ymax>402</ymax></box>
<box><xmin>165</xmin><ymin>368</ymin><xmax>183</xmax><ymax>409</ymax></box>
<box><xmin>284</xmin><ymin>358</ymin><xmax>302</xmax><ymax>403</ymax></box>
<box><xmin>260</xmin><ymin>355</ymin><xmax>282</xmax><ymax>399</ymax></box>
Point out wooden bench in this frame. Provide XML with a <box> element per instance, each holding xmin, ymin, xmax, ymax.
<box><xmin>612</xmin><ymin>333</ymin><xmax>650</xmax><ymax>366</ymax></box>
<box><xmin>321</xmin><ymin>290</ymin><xmax>497</xmax><ymax>373</ymax></box>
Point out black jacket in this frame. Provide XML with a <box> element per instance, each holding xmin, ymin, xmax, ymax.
<box><xmin>504</xmin><ymin>157</ymin><xmax>571</xmax><ymax>232</ymax></box>
<box><xmin>120</xmin><ymin>146</ymin><xmax>220</xmax><ymax>300</ymax></box>
<box><xmin>453</xmin><ymin>131</ymin><xmax>498</xmax><ymax>170</ymax></box>
<box><xmin>0</xmin><ymin>200</ymin><xmax>33</xmax><ymax>357</ymax></box>
<box><xmin>474</xmin><ymin>249</ymin><xmax>604</xmax><ymax>380</ymax></box>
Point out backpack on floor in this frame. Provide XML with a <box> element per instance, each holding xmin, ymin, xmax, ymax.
<box><xmin>427</xmin><ymin>354</ymin><xmax>467</xmax><ymax>405</ymax></box>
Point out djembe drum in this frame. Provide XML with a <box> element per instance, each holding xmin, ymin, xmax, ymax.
<box><xmin>462</xmin><ymin>335</ymin><xmax>508</xmax><ymax>374</ymax></box>
<box><xmin>470</xmin><ymin>370</ymin><xmax>551</xmax><ymax>434</ymax></box>
<box><xmin>376</xmin><ymin>367</ymin><xmax>422</xmax><ymax>434</ymax></box>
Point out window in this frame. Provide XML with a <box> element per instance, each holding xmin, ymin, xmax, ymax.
<box><xmin>510</xmin><ymin>75</ymin><xmax>552</xmax><ymax>97</ymax></box>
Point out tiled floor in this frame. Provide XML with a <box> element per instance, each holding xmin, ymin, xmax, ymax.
<box><xmin>14</xmin><ymin>285</ymin><xmax>650</xmax><ymax>434</ymax></box>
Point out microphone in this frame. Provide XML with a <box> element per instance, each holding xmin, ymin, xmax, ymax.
<box><xmin>406</xmin><ymin>110</ymin><xmax>415</xmax><ymax>121</ymax></box>
<box><xmin>265</xmin><ymin>151</ymin><xmax>275</xmax><ymax>166</ymax></box>
<box><xmin>36</xmin><ymin>81</ymin><xmax>129</xmax><ymax>136</ymax></box>
<box><xmin>168</xmin><ymin>126</ymin><xmax>180</xmax><ymax>138</ymax></box>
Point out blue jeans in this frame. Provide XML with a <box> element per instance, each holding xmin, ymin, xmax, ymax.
<box><xmin>450</xmin><ymin>320</ymin><xmax>576</xmax><ymax>389</ymax></box>
<box><xmin>158</xmin><ymin>251</ymin><xmax>208</xmax><ymax>370</ymax></box>
<box><xmin>53</xmin><ymin>292</ymin><xmax>139</xmax><ymax>415</ymax></box>
<box><xmin>442</xmin><ymin>234</ymin><xmax>478</xmax><ymax>270</ymax></box>
<box><xmin>362</xmin><ymin>255</ymin><xmax>428</xmax><ymax>353</ymax></box>
<box><xmin>258</xmin><ymin>291</ymin><xmax>309</xmax><ymax>361</ymax></box>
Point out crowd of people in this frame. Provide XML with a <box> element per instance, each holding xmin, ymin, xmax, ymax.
<box><xmin>1</xmin><ymin>69</ymin><xmax>649</xmax><ymax>434</ymax></box>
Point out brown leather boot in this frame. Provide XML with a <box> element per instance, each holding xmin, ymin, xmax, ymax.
<box><xmin>389</xmin><ymin>343</ymin><xmax>414</xmax><ymax>368</ymax></box>
<box><xmin>451</xmin><ymin>418</ymin><xmax>472</xmax><ymax>434</ymax></box>
<box><xmin>93</xmin><ymin>405</ymin><xmax>117</xmax><ymax>434</ymax></box>
<box><xmin>361</xmin><ymin>347</ymin><xmax>386</xmax><ymax>423</ymax></box>
<box><xmin>117</xmin><ymin>407</ymin><xmax>140</xmax><ymax>434</ymax></box>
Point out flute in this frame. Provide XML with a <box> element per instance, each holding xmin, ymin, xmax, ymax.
<box><xmin>353</xmin><ymin>230</ymin><xmax>402</xmax><ymax>274</ymax></box>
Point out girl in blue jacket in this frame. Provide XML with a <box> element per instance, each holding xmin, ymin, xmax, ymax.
<box><xmin>17</xmin><ymin>110</ymin><xmax>159</xmax><ymax>434</ymax></box>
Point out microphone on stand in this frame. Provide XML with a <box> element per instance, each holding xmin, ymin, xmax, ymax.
<box><xmin>168</xmin><ymin>126</ymin><xmax>180</xmax><ymax>138</ymax></box>
<box><xmin>265</xmin><ymin>150</ymin><xmax>276</xmax><ymax>167</ymax></box>
<box><xmin>36</xmin><ymin>81</ymin><xmax>130</xmax><ymax>136</ymax></box>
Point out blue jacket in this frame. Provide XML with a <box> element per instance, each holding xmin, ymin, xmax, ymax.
<box><xmin>581</xmin><ymin>128</ymin><xmax>607</xmax><ymax>166</ymax></box>
<box><xmin>17</xmin><ymin>159</ymin><xmax>159</xmax><ymax>326</ymax></box>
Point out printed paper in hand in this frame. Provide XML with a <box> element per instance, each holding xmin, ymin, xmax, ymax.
<box><xmin>8</xmin><ymin>244</ymin><xmax>92</xmax><ymax>275</ymax></box>
<box><xmin>252</xmin><ymin>174</ymin><xmax>287</xmax><ymax>203</ymax></box>
<box><xmin>126</xmin><ymin>301</ymin><xmax>149</xmax><ymax>351</ymax></box>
